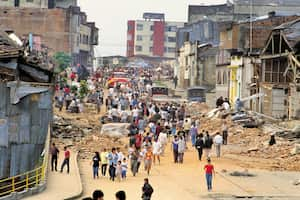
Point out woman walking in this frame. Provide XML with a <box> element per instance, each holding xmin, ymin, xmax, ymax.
<box><xmin>92</xmin><ymin>152</ymin><xmax>100</xmax><ymax>179</ymax></box>
<box><xmin>195</xmin><ymin>134</ymin><xmax>204</xmax><ymax>161</ymax></box>
<box><xmin>204</xmin><ymin>158</ymin><xmax>215</xmax><ymax>191</ymax></box>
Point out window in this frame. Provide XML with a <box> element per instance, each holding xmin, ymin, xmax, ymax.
<box><xmin>150</xmin><ymin>35</ymin><xmax>153</xmax><ymax>41</ymax></box>
<box><xmin>150</xmin><ymin>25</ymin><xmax>154</xmax><ymax>31</ymax></box>
<box><xmin>128</xmin><ymin>24</ymin><xmax>133</xmax><ymax>31</ymax></box>
<box><xmin>164</xmin><ymin>47</ymin><xmax>167</xmax><ymax>53</ymax></box>
<box><xmin>137</xmin><ymin>35</ymin><xmax>143</xmax><ymax>41</ymax></box>
<box><xmin>165</xmin><ymin>26</ymin><xmax>177</xmax><ymax>32</ymax></box>
<box><xmin>137</xmin><ymin>24</ymin><xmax>143</xmax><ymax>31</ymax></box>
<box><xmin>217</xmin><ymin>71</ymin><xmax>222</xmax><ymax>84</ymax></box>
<box><xmin>227</xmin><ymin>30</ymin><xmax>232</xmax><ymax>40</ymax></box>
<box><xmin>264</xmin><ymin>59</ymin><xmax>289</xmax><ymax>83</ymax></box>
<box><xmin>135</xmin><ymin>45</ymin><xmax>142</xmax><ymax>51</ymax></box>
<box><xmin>149</xmin><ymin>47</ymin><xmax>153</xmax><ymax>52</ymax></box>
<box><xmin>168</xmin><ymin>37</ymin><xmax>176</xmax><ymax>43</ymax></box>
<box><xmin>167</xmin><ymin>47</ymin><xmax>176</xmax><ymax>53</ymax></box>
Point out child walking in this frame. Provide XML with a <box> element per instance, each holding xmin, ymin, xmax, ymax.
<box><xmin>121</xmin><ymin>158</ymin><xmax>128</xmax><ymax>180</ymax></box>
<box><xmin>116</xmin><ymin>160</ymin><xmax>122</xmax><ymax>182</ymax></box>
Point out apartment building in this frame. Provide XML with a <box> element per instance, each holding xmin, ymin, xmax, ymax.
<box><xmin>127</xmin><ymin>13</ymin><xmax>184</xmax><ymax>59</ymax></box>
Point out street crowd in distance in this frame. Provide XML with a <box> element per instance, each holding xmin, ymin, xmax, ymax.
<box><xmin>52</xmin><ymin>67</ymin><xmax>234</xmax><ymax>199</ymax></box>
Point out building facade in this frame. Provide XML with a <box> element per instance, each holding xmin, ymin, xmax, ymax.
<box><xmin>127</xmin><ymin>13</ymin><xmax>184</xmax><ymax>59</ymax></box>
<box><xmin>0</xmin><ymin>0</ymin><xmax>77</xmax><ymax>9</ymax></box>
<box><xmin>0</xmin><ymin>6</ymin><xmax>98</xmax><ymax>70</ymax></box>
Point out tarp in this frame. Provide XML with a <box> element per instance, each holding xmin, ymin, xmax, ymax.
<box><xmin>7</xmin><ymin>81</ymin><xmax>49</xmax><ymax>104</ymax></box>
<box><xmin>100</xmin><ymin>123</ymin><xmax>130</xmax><ymax>137</ymax></box>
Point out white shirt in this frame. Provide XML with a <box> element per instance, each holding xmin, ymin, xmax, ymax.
<box><xmin>223</xmin><ymin>102</ymin><xmax>230</xmax><ymax>110</ymax></box>
<box><xmin>152</xmin><ymin>141</ymin><xmax>162</xmax><ymax>154</ymax></box>
<box><xmin>133</xmin><ymin>108</ymin><xmax>139</xmax><ymax>117</ymax></box>
<box><xmin>214</xmin><ymin>135</ymin><xmax>223</xmax><ymax>145</ymax></box>
<box><xmin>178</xmin><ymin>139</ymin><xmax>185</xmax><ymax>153</ymax></box>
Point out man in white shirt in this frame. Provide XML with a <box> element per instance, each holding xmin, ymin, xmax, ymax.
<box><xmin>222</xmin><ymin>101</ymin><xmax>230</xmax><ymax>111</ymax></box>
<box><xmin>214</xmin><ymin>132</ymin><xmax>223</xmax><ymax>158</ymax></box>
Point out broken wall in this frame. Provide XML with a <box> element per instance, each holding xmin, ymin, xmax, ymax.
<box><xmin>289</xmin><ymin>84</ymin><xmax>300</xmax><ymax>119</ymax></box>
<box><xmin>0</xmin><ymin>82</ymin><xmax>53</xmax><ymax>179</ymax></box>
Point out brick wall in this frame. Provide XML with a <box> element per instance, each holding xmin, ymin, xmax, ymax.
<box><xmin>0</xmin><ymin>7</ymin><xmax>71</xmax><ymax>55</ymax></box>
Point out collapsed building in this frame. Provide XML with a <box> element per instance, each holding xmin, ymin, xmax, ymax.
<box><xmin>0</xmin><ymin>31</ymin><xmax>54</xmax><ymax>179</ymax></box>
<box><xmin>260</xmin><ymin>18</ymin><xmax>300</xmax><ymax>119</ymax></box>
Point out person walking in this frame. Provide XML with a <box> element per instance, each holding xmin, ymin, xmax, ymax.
<box><xmin>100</xmin><ymin>148</ymin><xmax>109</xmax><ymax>177</ymax></box>
<box><xmin>214</xmin><ymin>132</ymin><xmax>223</xmax><ymax>158</ymax></box>
<box><xmin>50</xmin><ymin>143</ymin><xmax>59</xmax><ymax>171</ymax></box>
<box><xmin>195</xmin><ymin>134</ymin><xmax>204</xmax><ymax>161</ymax></box>
<box><xmin>190</xmin><ymin>124</ymin><xmax>198</xmax><ymax>147</ymax></box>
<box><xmin>172</xmin><ymin>135</ymin><xmax>179</xmax><ymax>163</ymax></box>
<box><xmin>121</xmin><ymin>158</ymin><xmax>128</xmax><ymax>180</ymax></box>
<box><xmin>142</xmin><ymin>178</ymin><xmax>154</xmax><ymax>200</ymax></box>
<box><xmin>60</xmin><ymin>146</ymin><xmax>70</xmax><ymax>173</ymax></box>
<box><xmin>203</xmin><ymin>132</ymin><xmax>213</xmax><ymax>158</ymax></box>
<box><xmin>144</xmin><ymin>147</ymin><xmax>153</xmax><ymax>175</ymax></box>
<box><xmin>178</xmin><ymin>136</ymin><xmax>185</xmax><ymax>163</ymax></box>
<box><xmin>92</xmin><ymin>152</ymin><xmax>100</xmax><ymax>179</ymax></box>
<box><xmin>130</xmin><ymin>149</ymin><xmax>139</xmax><ymax>176</ymax></box>
<box><xmin>204</xmin><ymin>158</ymin><xmax>215</xmax><ymax>191</ymax></box>
<box><xmin>222</xmin><ymin>121</ymin><xmax>228</xmax><ymax>145</ymax></box>
<box><xmin>108</xmin><ymin>148</ymin><xmax>119</xmax><ymax>181</ymax></box>
<box><xmin>152</xmin><ymin>139</ymin><xmax>162</xmax><ymax>165</ymax></box>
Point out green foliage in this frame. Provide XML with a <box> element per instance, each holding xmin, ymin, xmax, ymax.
<box><xmin>79</xmin><ymin>80</ymin><xmax>89</xmax><ymax>99</ymax></box>
<box><xmin>71</xmin><ymin>85</ymin><xmax>78</xmax><ymax>93</ymax></box>
<box><xmin>53</xmin><ymin>52</ymin><xmax>72</xmax><ymax>73</ymax></box>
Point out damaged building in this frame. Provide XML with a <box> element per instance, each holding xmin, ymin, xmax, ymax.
<box><xmin>0</xmin><ymin>31</ymin><xmax>54</xmax><ymax>179</ymax></box>
<box><xmin>216</xmin><ymin>14</ymin><xmax>300</xmax><ymax>115</ymax></box>
<box><xmin>260</xmin><ymin>18</ymin><xmax>300</xmax><ymax>119</ymax></box>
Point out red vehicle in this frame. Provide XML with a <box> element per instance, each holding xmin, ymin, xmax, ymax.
<box><xmin>107</xmin><ymin>71</ymin><xmax>130</xmax><ymax>88</ymax></box>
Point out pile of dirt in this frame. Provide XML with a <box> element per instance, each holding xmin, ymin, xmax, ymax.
<box><xmin>199</xmin><ymin>111</ymin><xmax>300</xmax><ymax>171</ymax></box>
<box><xmin>186</xmin><ymin>102</ymin><xmax>209</xmax><ymax>117</ymax></box>
<box><xmin>52</xmin><ymin>107</ymin><xmax>127</xmax><ymax>160</ymax></box>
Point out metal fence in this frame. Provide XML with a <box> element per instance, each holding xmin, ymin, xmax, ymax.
<box><xmin>0</xmin><ymin>126</ymin><xmax>50</xmax><ymax>197</ymax></box>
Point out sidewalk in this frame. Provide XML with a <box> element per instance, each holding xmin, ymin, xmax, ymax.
<box><xmin>24</xmin><ymin>150</ymin><xmax>82</xmax><ymax>200</ymax></box>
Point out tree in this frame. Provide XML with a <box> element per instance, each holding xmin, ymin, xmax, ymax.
<box><xmin>53</xmin><ymin>52</ymin><xmax>71</xmax><ymax>73</ymax></box>
<box><xmin>79</xmin><ymin>80</ymin><xmax>89</xmax><ymax>99</ymax></box>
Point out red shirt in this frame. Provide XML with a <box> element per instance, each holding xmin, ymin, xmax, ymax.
<box><xmin>65</xmin><ymin>150</ymin><xmax>70</xmax><ymax>159</ymax></box>
<box><xmin>204</xmin><ymin>164</ymin><xmax>214</xmax><ymax>174</ymax></box>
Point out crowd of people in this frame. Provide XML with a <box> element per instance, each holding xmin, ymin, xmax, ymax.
<box><xmin>52</xmin><ymin>68</ymin><xmax>232</xmax><ymax>198</ymax></box>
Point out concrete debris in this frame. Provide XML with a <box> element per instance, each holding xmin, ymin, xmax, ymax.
<box><xmin>290</xmin><ymin>144</ymin><xmax>300</xmax><ymax>155</ymax></box>
<box><xmin>293</xmin><ymin>179</ymin><xmax>300</xmax><ymax>186</ymax></box>
<box><xmin>247</xmin><ymin>147</ymin><xmax>259</xmax><ymax>152</ymax></box>
<box><xmin>100</xmin><ymin>123</ymin><xmax>130</xmax><ymax>137</ymax></box>
<box><xmin>198</xmin><ymin>107</ymin><xmax>300</xmax><ymax>171</ymax></box>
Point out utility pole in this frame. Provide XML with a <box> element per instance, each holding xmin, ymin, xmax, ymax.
<box><xmin>250</xmin><ymin>0</ymin><xmax>253</xmax><ymax>54</ymax></box>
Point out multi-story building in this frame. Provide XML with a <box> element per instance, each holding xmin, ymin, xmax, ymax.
<box><xmin>0</xmin><ymin>0</ymin><xmax>77</xmax><ymax>8</ymax></box>
<box><xmin>188</xmin><ymin>0</ymin><xmax>300</xmax><ymax>24</ymax></box>
<box><xmin>0</xmin><ymin>3</ymin><xmax>98</xmax><ymax>70</ymax></box>
<box><xmin>127</xmin><ymin>13</ymin><xmax>184</xmax><ymax>59</ymax></box>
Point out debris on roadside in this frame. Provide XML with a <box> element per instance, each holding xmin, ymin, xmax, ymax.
<box><xmin>229</xmin><ymin>170</ymin><xmax>256</xmax><ymax>177</ymax></box>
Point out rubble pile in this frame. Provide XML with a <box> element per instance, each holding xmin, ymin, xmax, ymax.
<box><xmin>186</xmin><ymin>102</ymin><xmax>209</xmax><ymax>117</ymax></box>
<box><xmin>52</xmin><ymin>108</ymin><xmax>127</xmax><ymax>160</ymax></box>
<box><xmin>200</xmin><ymin>109</ymin><xmax>300</xmax><ymax>171</ymax></box>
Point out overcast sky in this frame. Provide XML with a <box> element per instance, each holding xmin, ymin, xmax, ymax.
<box><xmin>78</xmin><ymin>0</ymin><xmax>226</xmax><ymax>57</ymax></box>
